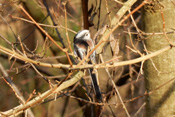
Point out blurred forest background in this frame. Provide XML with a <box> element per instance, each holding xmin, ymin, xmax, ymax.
<box><xmin>0</xmin><ymin>0</ymin><xmax>175</xmax><ymax>117</ymax></box>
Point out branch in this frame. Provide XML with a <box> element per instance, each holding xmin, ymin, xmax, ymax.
<box><xmin>0</xmin><ymin>44</ymin><xmax>171</xmax><ymax>70</ymax></box>
<box><xmin>19</xmin><ymin>5</ymin><xmax>73</xmax><ymax>66</ymax></box>
<box><xmin>1</xmin><ymin>71</ymin><xmax>84</xmax><ymax>116</ymax></box>
<box><xmin>95</xmin><ymin>0</ymin><xmax>149</xmax><ymax>54</ymax></box>
<box><xmin>0</xmin><ymin>63</ymin><xmax>34</xmax><ymax>117</ymax></box>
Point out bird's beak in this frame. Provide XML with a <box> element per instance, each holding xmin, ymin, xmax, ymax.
<box><xmin>86</xmin><ymin>39</ymin><xmax>94</xmax><ymax>50</ymax></box>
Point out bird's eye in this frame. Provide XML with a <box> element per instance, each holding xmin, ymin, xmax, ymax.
<box><xmin>85</xmin><ymin>33</ymin><xmax>88</xmax><ymax>36</ymax></box>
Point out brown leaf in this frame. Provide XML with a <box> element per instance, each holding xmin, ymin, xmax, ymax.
<box><xmin>109</xmin><ymin>34</ymin><xmax>119</xmax><ymax>56</ymax></box>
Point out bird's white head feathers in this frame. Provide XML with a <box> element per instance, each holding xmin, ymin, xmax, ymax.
<box><xmin>75</xmin><ymin>30</ymin><xmax>91</xmax><ymax>41</ymax></box>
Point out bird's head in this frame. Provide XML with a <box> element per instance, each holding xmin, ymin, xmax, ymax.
<box><xmin>74</xmin><ymin>30</ymin><xmax>94</xmax><ymax>48</ymax></box>
<box><xmin>74</xmin><ymin>30</ymin><xmax>96</xmax><ymax>62</ymax></box>
<box><xmin>74</xmin><ymin>30</ymin><xmax>91</xmax><ymax>42</ymax></box>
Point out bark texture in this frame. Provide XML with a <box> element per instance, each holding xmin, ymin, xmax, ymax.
<box><xmin>143</xmin><ymin>0</ymin><xmax>175</xmax><ymax>116</ymax></box>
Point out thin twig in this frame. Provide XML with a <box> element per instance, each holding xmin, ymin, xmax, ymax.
<box><xmin>11</xmin><ymin>15</ymin><xmax>77</xmax><ymax>34</ymax></box>
<box><xmin>0</xmin><ymin>44</ymin><xmax>172</xmax><ymax>70</ymax></box>
<box><xmin>99</xmin><ymin>54</ymin><xmax>130</xmax><ymax>117</ymax></box>
<box><xmin>63</xmin><ymin>2</ymin><xmax>73</xmax><ymax>53</ymax></box>
<box><xmin>19</xmin><ymin>5</ymin><xmax>73</xmax><ymax>66</ymax></box>
<box><xmin>43</xmin><ymin>0</ymin><xmax>65</xmax><ymax>48</ymax></box>
<box><xmin>96</xmin><ymin>0</ymin><xmax>150</xmax><ymax>54</ymax></box>
<box><xmin>133</xmin><ymin>102</ymin><xmax>146</xmax><ymax>117</ymax></box>
<box><xmin>1</xmin><ymin>71</ymin><xmax>84</xmax><ymax>116</ymax></box>
<box><xmin>0</xmin><ymin>62</ymin><xmax>34</xmax><ymax>117</ymax></box>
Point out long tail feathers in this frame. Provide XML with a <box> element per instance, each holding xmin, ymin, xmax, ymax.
<box><xmin>88</xmin><ymin>68</ymin><xmax>102</xmax><ymax>102</ymax></box>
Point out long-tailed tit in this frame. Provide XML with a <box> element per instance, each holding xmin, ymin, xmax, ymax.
<box><xmin>74</xmin><ymin>30</ymin><xmax>102</xmax><ymax>102</ymax></box>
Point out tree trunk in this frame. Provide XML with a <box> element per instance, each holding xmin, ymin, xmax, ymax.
<box><xmin>143</xmin><ymin>0</ymin><xmax>175</xmax><ymax>116</ymax></box>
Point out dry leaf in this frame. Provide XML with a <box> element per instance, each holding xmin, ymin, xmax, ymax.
<box><xmin>109</xmin><ymin>34</ymin><xmax>119</xmax><ymax>56</ymax></box>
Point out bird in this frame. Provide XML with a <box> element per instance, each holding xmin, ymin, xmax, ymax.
<box><xmin>74</xmin><ymin>30</ymin><xmax>102</xmax><ymax>102</ymax></box>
